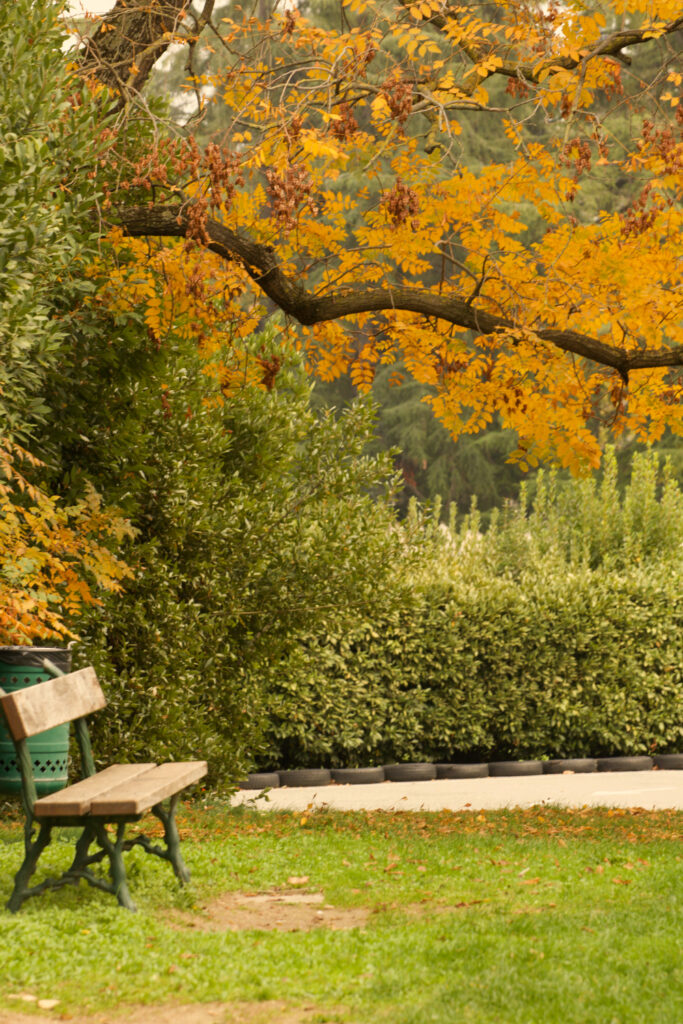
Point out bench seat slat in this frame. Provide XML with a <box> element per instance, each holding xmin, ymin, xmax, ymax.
<box><xmin>89</xmin><ymin>762</ymin><xmax>207</xmax><ymax>816</ymax></box>
<box><xmin>34</xmin><ymin>764</ymin><xmax>158</xmax><ymax>818</ymax></box>
<box><xmin>1</xmin><ymin>668</ymin><xmax>106</xmax><ymax>740</ymax></box>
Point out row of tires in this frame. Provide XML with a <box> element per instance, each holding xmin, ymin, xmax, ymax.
<box><xmin>239</xmin><ymin>753</ymin><xmax>683</xmax><ymax>789</ymax></box>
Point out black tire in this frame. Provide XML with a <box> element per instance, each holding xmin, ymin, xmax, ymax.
<box><xmin>331</xmin><ymin>767</ymin><xmax>386</xmax><ymax>784</ymax></box>
<box><xmin>597</xmin><ymin>756</ymin><xmax>653</xmax><ymax>772</ymax></box>
<box><xmin>543</xmin><ymin>759</ymin><xmax>597</xmax><ymax>774</ymax></box>
<box><xmin>436</xmin><ymin>763</ymin><xmax>489</xmax><ymax>779</ymax></box>
<box><xmin>278</xmin><ymin>768</ymin><xmax>332</xmax><ymax>787</ymax></box>
<box><xmin>488</xmin><ymin>760</ymin><xmax>543</xmax><ymax>777</ymax></box>
<box><xmin>654</xmin><ymin>753</ymin><xmax>683</xmax><ymax>770</ymax></box>
<box><xmin>383</xmin><ymin>763</ymin><xmax>437</xmax><ymax>782</ymax></box>
<box><xmin>239</xmin><ymin>772</ymin><xmax>280</xmax><ymax>790</ymax></box>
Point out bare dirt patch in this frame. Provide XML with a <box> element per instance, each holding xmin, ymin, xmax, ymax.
<box><xmin>164</xmin><ymin>890</ymin><xmax>487</xmax><ymax>933</ymax></box>
<box><xmin>0</xmin><ymin>1000</ymin><xmax>347</xmax><ymax>1024</ymax></box>
<box><xmin>166</xmin><ymin>889</ymin><xmax>370</xmax><ymax>932</ymax></box>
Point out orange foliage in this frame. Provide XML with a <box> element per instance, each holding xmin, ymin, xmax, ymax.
<box><xmin>0</xmin><ymin>442</ymin><xmax>135</xmax><ymax>645</ymax></box>
<box><xmin>83</xmin><ymin>0</ymin><xmax>683</xmax><ymax>471</ymax></box>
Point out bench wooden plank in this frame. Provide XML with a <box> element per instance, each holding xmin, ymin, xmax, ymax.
<box><xmin>34</xmin><ymin>764</ymin><xmax>158</xmax><ymax>818</ymax></box>
<box><xmin>89</xmin><ymin>762</ymin><xmax>208</xmax><ymax>816</ymax></box>
<box><xmin>0</xmin><ymin>668</ymin><xmax>106</xmax><ymax>740</ymax></box>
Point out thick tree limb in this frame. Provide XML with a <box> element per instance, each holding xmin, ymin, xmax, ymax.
<box><xmin>80</xmin><ymin>0</ymin><xmax>193</xmax><ymax>102</ymax></box>
<box><xmin>116</xmin><ymin>205</ymin><xmax>683</xmax><ymax>375</ymax></box>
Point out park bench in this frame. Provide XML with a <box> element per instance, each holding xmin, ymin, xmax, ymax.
<box><xmin>0</xmin><ymin>662</ymin><xmax>207</xmax><ymax>912</ymax></box>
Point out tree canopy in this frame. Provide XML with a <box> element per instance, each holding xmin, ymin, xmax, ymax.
<box><xmin>70</xmin><ymin>0</ymin><xmax>683</xmax><ymax>471</ymax></box>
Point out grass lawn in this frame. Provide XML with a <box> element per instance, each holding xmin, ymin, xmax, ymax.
<box><xmin>0</xmin><ymin>802</ymin><xmax>681</xmax><ymax>1023</ymax></box>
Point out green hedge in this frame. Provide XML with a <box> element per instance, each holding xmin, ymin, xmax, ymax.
<box><xmin>261</xmin><ymin>563</ymin><xmax>683</xmax><ymax>767</ymax></box>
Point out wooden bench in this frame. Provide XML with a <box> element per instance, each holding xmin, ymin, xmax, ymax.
<box><xmin>0</xmin><ymin>661</ymin><xmax>207</xmax><ymax>912</ymax></box>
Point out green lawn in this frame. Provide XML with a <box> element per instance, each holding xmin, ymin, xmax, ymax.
<box><xmin>0</xmin><ymin>803</ymin><xmax>681</xmax><ymax>1023</ymax></box>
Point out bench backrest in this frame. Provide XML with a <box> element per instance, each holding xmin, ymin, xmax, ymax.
<box><xmin>0</xmin><ymin>667</ymin><xmax>106</xmax><ymax>740</ymax></box>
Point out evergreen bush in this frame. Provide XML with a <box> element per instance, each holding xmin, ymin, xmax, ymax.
<box><xmin>262</xmin><ymin>450</ymin><xmax>683</xmax><ymax>767</ymax></box>
<box><xmin>65</xmin><ymin>335</ymin><xmax>406</xmax><ymax>784</ymax></box>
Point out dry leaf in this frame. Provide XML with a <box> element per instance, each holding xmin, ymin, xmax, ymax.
<box><xmin>287</xmin><ymin>875</ymin><xmax>310</xmax><ymax>886</ymax></box>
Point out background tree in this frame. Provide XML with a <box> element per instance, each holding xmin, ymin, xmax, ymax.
<box><xmin>315</xmin><ymin>368</ymin><xmax>526</xmax><ymax>519</ymax></box>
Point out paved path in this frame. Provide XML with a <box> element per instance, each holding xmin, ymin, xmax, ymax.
<box><xmin>231</xmin><ymin>770</ymin><xmax>683</xmax><ymax>812</ymax></box>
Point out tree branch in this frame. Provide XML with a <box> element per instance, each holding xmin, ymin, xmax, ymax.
<box><xmin>115</xmin><ymin>205</ymin><xmax>683</xmax><ymax>375</ymax></box>
<box><xmin>404</xmin><ymin>5</ymin><xmax>683</xmax><ymax>95</ymax></box>
<box><xmin>79</xmin><ymin>0</ymin><xmax>193</xmax><ymax>103</ymax></box>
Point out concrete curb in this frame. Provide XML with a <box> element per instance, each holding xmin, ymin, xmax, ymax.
<box><xmin>231</xmin><ymin>770</ymin><xmax>683</xmax><ymax>812</ymax></box>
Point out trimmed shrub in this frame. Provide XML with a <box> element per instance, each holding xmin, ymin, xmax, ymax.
<box><xmin>262</xmin><ymin>451</ymin><xmax>683</xmax><ymax>768</ymax></box>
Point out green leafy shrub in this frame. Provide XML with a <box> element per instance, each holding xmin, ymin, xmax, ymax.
<box><xmin>64</xmin><ymin>335</ymin><xmax>406</xmax><ymax>784</ymax></box>
<box><xmin>262</xmin><ymin>450</ymin><xmax>683</xmax><ymax>767</ymax></box>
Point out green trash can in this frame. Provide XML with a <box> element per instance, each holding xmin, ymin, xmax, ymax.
<box><xmin>0</xmin><ymin>646</ymin><xmax>71</xmax><ymax>797</ymax></box>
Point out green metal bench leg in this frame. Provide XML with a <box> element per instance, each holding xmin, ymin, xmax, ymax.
<box><xmin>7</xmin><ymin>821</ymin><xmax>53</xmax><ymax>913</ymax></box>
<box><xmin>152</xmin><ymin>794</ymin><xmax>190</xmax><ymax>884</ymax></box>
<box><xmin>69</xmin><ymin>824</ymin><xmax>97</xmax><ymax>874</ymax></box>
<box><xmin>95</xmin><ymin>822</ymin><xmax>136</xmax><ymax>911</ymax></box>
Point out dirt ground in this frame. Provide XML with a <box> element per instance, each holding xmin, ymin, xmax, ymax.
<box><xmin>0</xmin><ymin>1001</ymin><xmax>345</xmax><ymax>1024</ymax></box>
<box><xmin>166</xmin><ymin>887</ymin><xmax>370</xmax><ymax>933</ymax></box>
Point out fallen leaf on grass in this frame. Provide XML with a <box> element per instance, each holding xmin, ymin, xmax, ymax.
<box><xmin>613</xmin><ymin>877</ymin><xmax>632</xmax><ymax>885</ymax></box>
<box><xmin>37</xmin><ymin>999</ymin><xmax>59</xmax><ymax>1010</ymax></box>
<box><xmin>287</xmin><ymin>875</ymin><xmax>310</xmax><ymax>886</ymax></box>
